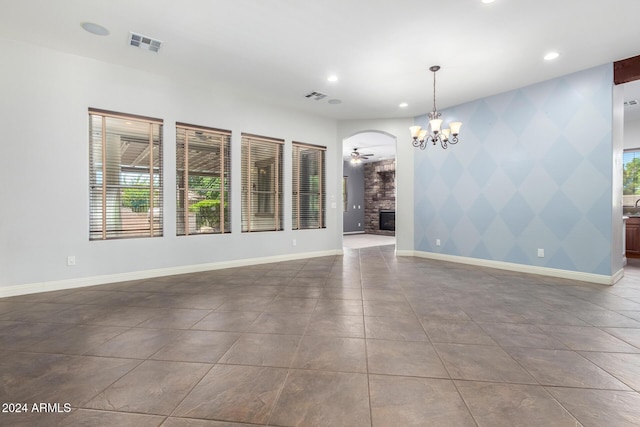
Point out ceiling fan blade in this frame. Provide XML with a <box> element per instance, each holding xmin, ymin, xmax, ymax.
<box><xmin>362</xmin><ymin>153</ymin><xmax>374</xmax><ymax>157</ymax></box>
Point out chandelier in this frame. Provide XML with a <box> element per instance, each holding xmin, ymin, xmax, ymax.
<box><xmin>409</xmin><ymin>65</ymin><xmax>462</xmax><ymax>150</ymax></box>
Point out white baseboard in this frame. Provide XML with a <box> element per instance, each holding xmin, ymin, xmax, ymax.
<box><xmin>3</xmin><ymin>248</ymin><xmax>621</xmax><ymax>298</ymax></box>
<box><xmin>343</xmin><ymin>231</ymin><xmax>365</xmax><ymax>235</ymax></box>
<box><xmin>612</xmin><ymin>267</ymin><xmax>625</xmax><ymax>284</ymax></box>
<box><xmin>0</xmin><ymin>249</ymin><xmax>344</xmax><ymax>298</ymax></box>
<box><xmin>400</xmin><ymin>250</ymin><xmax>619</xmax><ymax>286</ymax></box>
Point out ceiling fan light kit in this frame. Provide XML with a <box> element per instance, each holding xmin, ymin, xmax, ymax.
<box><xmin>350</xmin><ymin>148</ymin><xmax>373</xmax><ymax>164</ymax></box>
<box><xmin>410</xmin><ymin>65</ymin><xmax>462</xmax><ymax>150</ymax></box>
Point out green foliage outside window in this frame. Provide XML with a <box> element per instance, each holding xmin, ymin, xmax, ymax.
<box><xmin>122</xmin><ymin>187</ymin><xmax>150</xmax><ymax>212</ymax></box>
<box><xmin>624</xmin><ymin>157</ymin><xmax>640</xmax><ymax>195</ymax></box>
<box><xmin>187</xmin><ymin>176</ymin><xmax>226</xmax><ymax>230</ymax></box>
<box><xmin>189</xmin><ymin>199</ymin><xmax>221</xmax><ymax>228</ymax></box>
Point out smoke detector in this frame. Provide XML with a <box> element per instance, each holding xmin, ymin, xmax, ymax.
<box><xmin>129</xmin><ymin>32</ymin><xmax>162</xmax><ymax>53</ymax></box>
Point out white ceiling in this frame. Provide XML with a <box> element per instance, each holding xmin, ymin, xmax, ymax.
<box><xmin>2</xmin><ymin>0</ymin><xmax>640</xmax><ymax>162</ymax></box>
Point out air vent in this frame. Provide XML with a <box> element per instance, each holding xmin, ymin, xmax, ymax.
<box><xmin>304</xmin><ymin>91</ymin><xmax>328</xmax><ymax>101</ymax></box>
<box><xmin>625</xmin><ymin>100</ymin><xmax>639</xmax><ymax>107</ymax></box>
<box><xmin>129</xmin><ymin>32</ymin><xmax>162</xmax><ymax>52</ymax></box>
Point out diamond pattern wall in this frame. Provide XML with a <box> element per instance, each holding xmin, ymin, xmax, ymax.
<box><xmin>414</xmin><ymin>64</ymin><xmax>614</xmax><ymax>275</ymax></box>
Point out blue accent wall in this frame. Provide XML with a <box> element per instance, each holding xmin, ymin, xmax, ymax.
<box><xmin>413</xmin><ymin>64</ymin><xmax>614</xmax><ymax>275</ymax></box>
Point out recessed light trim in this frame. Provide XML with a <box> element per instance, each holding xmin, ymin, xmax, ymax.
<box><xmin>544</xmin><ymin>51</ymin><xmax>560</xmax><ymax>61</ymax></box>
<box><xmin>81</xmin><ymin>22</ymin><xmax>110</xmax><ymax>36</ymax></box>
<box><xmin>399</xmin><ymin>102</ymin><xmax>408</xmax><ymax>108</ymax></box>
<box><xmin>327</xmin><ymin>75</ymin><xmax>338</xmax><ymax>82</ymax></box>
<box><xmin>481</xmin><ymin>0</ymin><xmax>495</xmax><ymax>4</ymax></box>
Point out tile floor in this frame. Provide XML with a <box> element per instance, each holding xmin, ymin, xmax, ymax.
<box><xmin>342</xmin><ymin>234</ymin><xmax>395</xmax><ymax>249</ymax></box>
<box><xmin>2</xmin><ymin>246</ymin><xmax>640</xmax><ymax>426</ymax></box>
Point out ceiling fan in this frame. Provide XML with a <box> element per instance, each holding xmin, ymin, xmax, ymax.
<box><xmin>350</xmin><ymin>148</ymin><xmax>373</xmax><ymax>163</ymax></box>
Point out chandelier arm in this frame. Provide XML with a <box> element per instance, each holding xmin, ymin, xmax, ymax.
<box><xmin>440</xmin><ymin>138</ymin><xmax>448</xmax><ymax>149</ymax></box>
<box><xmin>449</xmin><ymin>136</ymin><xmax>459</xmax><ymax>144</ymax></box>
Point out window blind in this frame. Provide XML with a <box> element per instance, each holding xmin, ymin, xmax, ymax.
<box><xmin>176</xmin><ymin>123</ymin><xmax>231</xmax><ymax>235</ymax></box>
<box><xmin>292</xmin><ymin>142</ymin><xmax>326</xmax><ymax>230</ymax></box>
<box><xmin>89</xmin><ymin>109</ymin><xmax>163</xmax><ymax>240</ymax></box>
<box><xmin>241</xmin><ymin>134</ymin><xmax>284</xmax><ymax>232</ymax></box>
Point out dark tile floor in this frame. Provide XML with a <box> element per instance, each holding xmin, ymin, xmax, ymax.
<box><xmin>2</xmin><ymin>246</ymin><xmax>640</xmax><ymax>426</ymax></box>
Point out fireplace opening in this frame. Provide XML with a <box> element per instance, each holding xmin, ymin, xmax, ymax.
<box><xmin>379</xmin><ymin>210</ymin><xmax>395</xmax><ymax>231</ymax></box>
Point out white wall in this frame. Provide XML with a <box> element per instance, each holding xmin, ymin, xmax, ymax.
<box><xmin>612</xmin><ymin>84</ymin><xmax>625</xmax><ymax>278</ymax></box>
<box><xmin>336</xmin><ymin>118</ymin><xmax>414</xmax><ymax>253</ymax></box>
<box><xmin>0</xmin><ymin>38</ymin><xmax>342</xmax><ymax>292</ymax></box>
<box><xmin>624</xmin><ymin>118</ymin><xmax>640</xmax><ymax>149</ymax></box>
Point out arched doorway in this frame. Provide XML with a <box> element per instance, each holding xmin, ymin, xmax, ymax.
<box><xmin>342</xmin><ymin>131</ymin><xmax>396</xmax><ymax>249</ymax></box>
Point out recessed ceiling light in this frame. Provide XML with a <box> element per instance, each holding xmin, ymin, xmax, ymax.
<box><xmin>481</xmin><ymin>0</ymin><xmax>495</xmax><ymax>3</ymax></box>
<box><xmin>327</xmin><ymin>75</ymin><xmax>338</xmax><ymax>82</ymax></box>
<box><xmin>328</xmin><ymin>99</ymin><xmax>342</xmax><ymax>104</ymax></box>
<box><xmin>544</xmin><ymin>51</ymin><xmax>560</xmax><ymax>61</ymax></box>
<box><xmin>81</xmin><ymin>22</ymin><xmax>110</xmax><ymax>36</ymax></box>
<box><xmin>399</xmin><ymin>102</ymin><xmax>408</xmax><ymax>108</ymax></box>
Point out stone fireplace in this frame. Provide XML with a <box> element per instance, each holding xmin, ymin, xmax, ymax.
<box><xmin>364</xmin><ymin>159</ymin><xmax>395</xmax><ymax>236</ymax></box>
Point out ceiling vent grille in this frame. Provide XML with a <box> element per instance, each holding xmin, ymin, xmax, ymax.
<box><xmin>129</xmin><ymin>32</ymin><xmax>162</xmax><ymax>52</ymax></box>
<box><xmin>304</xmin><ymin>91</ymin><xmax>328</xmax><ymax>101</ymax></box>
<box><xmin>625</xmin><ymin>100</ymin><xmax>639</xmax><ymax>107</ymax></box>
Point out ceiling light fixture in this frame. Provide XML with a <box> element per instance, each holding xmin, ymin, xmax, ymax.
<box><xmin>350</xmin><ymin>148</ymin><xmax>372</xmax><ymax>164</ymax></box>
<box><xmin>328</xmin><ymin>75</ymin><xmax>338</xmax><ymax>82</ymax></box>
<box><xmin>481</xmin><ymin>0</ymin><xmax>496</xmax><ymax>4</ymax></box>
<box><xmin>409</xmin><ymin>66</ymin><xmax>462</xmax><ymax>150</ymax></box>
<box><xmin>544</xmin><ymin>51</ymin><xmax>560</xmax><ymax>61</ymax></box>
<box><xmin>399</xmin><ymin>102</ymin><xmax>408</xmax><ymax>108</ymax></box>
<box><xmin>81</xmin><ymin>22</ymin><xmax>110</xmax><ymax>36</ymax></box>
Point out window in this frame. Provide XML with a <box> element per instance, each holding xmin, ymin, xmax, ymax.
<box><xmin>176</xmin><ymin>123</ymin><xmax>231</xmax><ymax>235</ymax></box>
<box><xmin>292</xmin><ymin>142</ymin><xmax>326</xmax><ymax>229</ymax></box>
<box><xmin>89</xmin><ymin>109</ymin><xmax>163</xmax><ymax>240</ymax></box>
<box><xmin>624</xmin><ymin>149</ymin><xmax>640</xmax><ymax>207</ymax></box>
<box><xmin>241</xmin><ymin>134</ymin><xmax>283</xmax><ymax>232</ymax></box>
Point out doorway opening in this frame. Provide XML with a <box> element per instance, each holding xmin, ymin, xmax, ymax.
<box><xmin>342</xmin><ymin>131</ymin><xmax>396</xmax><ymax>249</ymax></box>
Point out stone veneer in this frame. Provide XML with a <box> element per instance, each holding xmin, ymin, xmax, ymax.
<box><xmin>364</xmin><ymin>159</ymin><xmax>396</xmax><ymax>236</ymax></box>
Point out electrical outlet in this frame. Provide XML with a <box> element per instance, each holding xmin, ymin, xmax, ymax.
<box><xmin>358</xmin><ymin>223</ymin><xmax>361</xmax><ymax>227</ymax></box>
<box><xmin>292</xmin><ymin>239</ymin><xmax>297</xmax><ymax>247</ymax></box>
<box><xmin>436</xmin><ymin>239</ymin><xmax>441</xmax><ymax>246</ymax></box>
<box><xmin>537</xmin><ymin>248</ymin><xmax>544</xmax><ymax>258</ymax></box>
<box><xmin>67</xmin><ymin>256</ymin><xmax>76</xmax><ymax>266</ymax></box>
